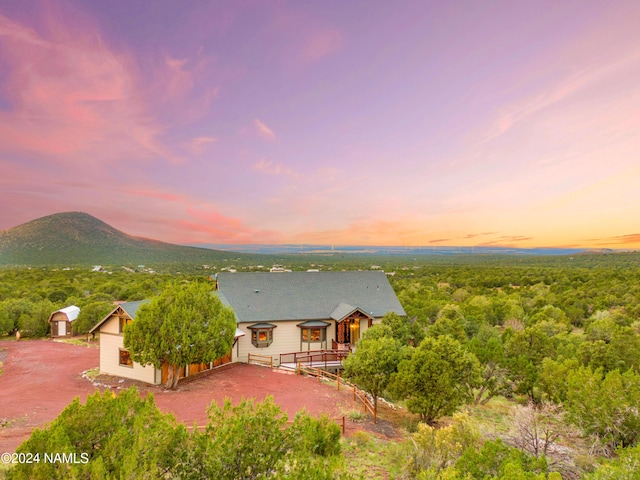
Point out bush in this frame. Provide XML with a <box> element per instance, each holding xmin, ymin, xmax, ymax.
<box><xmin>287</xmin><ymin>411</ymin><xmax>342</xmax><ymax>456</ymax></box>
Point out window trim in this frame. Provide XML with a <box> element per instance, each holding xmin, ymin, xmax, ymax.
<box><xmin>119</xmin><ymin>316</ymin><xmax>132</xmax><ymax>334</ymax></box>
<box><xmin>248</xmin><ymin>323</ymin><xmax>277</xmax><ymax>348</ymax></box>
<box><xmin>297</xmin><ymin>321</ymin><xmax>329</xmax><ymax>350</ymax></box>
<box><xmin>301</xmin><ymin>327</ymin><xmax>325</xmax><ymax>343</ymax></box>
<box><xmin>119</xmin><ymin>348</ymin><xmax>133</xmax><ymax>368</ymax></box>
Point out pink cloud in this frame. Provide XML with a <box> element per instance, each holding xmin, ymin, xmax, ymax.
<box><xmin>464</xmin><ymin>232</ymin><xmax>498</xmax><ymax>239</ymax></box>
<box><xmin>189</xmin><ymin>136</ymin><xmax>217</xmax><ymax>154</ymax></box>
<box><xmin>164</xmin><ymin>56</ymin><xmax>193</xmax><ymax>98</ymax></box>
<box><xmin>179</xmin><ymin>207</ymin><xmax>279</xmax><ymax>244</ymax></box>
<box><xmin>0</xmin><ymin>11</ymin><xmax>179</xmax><ymax>165</ymax></box>
<box><xmin>301</xmin><ymin>28</ymin><xmax>343</xmax><ymax>62</ymax></box>
<box><xmin>120</xmin><ymin>188</ymin><xmax>187</xmax><ymax>204</ymax></box>
<box><xmin>590</xmin><ymin>233</ymin><xmax>640</xmax><ymax>246</ymax></box>
<box><xmin>252</xmin><ymin>159</ymin><xmax>297</xmax><ymax>178</ymax></box>
<box><xmin>478</xmin><ymin>236</ymin><xmax>533</xmax><ymax>247</ymax></box>
<box><xmin>254</xmin><ymin>118</ymin><xmax>275</xmax><ymax>140</ymax></box>
<box><xmin>152</xmin><ymin>53</ymin><xmax>220</xmax><ymax>124</ymax></box>
<box><xmin>481</xmin><ymin>44</ymin><xmax>640</xmax><ymax>144</ymax></box>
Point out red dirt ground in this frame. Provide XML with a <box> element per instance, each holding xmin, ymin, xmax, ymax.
<box><xmin>0</xmin><ymin>339</ymin><xmax>400</xmax><ymax>453</ymax></box>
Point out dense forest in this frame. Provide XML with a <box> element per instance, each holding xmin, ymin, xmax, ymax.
<box><xmin>1</xmin><ymin>252</ymin><xmax>640</xmax><ymax>478</ymax></box>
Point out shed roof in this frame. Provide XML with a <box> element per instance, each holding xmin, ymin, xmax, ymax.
<box><xmin>217</xmin><ymin>271</ymin><xmax>405</xmax><ymax>323</ymax></box>
<box><xmin>61</xmin><ymin>305</ymin><xmax>80</xmax><ymax>320</ymax></box>
<box><xmin>48</xmin><ymin>305</ymin><xmax>80</xmax><ymax>323</ymax></box>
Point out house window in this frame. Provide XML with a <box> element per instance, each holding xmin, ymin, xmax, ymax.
<box><xmin>119</xmin><ymin>349</ymin><xmax>133</xmax><ymax>367</ymax></box>
<box><xmin>248</xmin><ymin>323</ymin><xmax>276</xmax><ymax>348</ymax></box>
<box><xmin>297</xmin><ymin>321</ymin><xmax>329</xmax><ymax>350</ymax></box>
<box><xmin>119</xmin><ymin>316</ymin><xmax>132</xmax><ymax>334</ymax></box>
<box><xmin>301</xmin><ymin>328</ymin><xmax>325</xmax><ymax>342</ymax></box>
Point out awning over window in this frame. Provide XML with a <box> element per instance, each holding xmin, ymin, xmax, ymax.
<box><xmin>247</xmin><ymin>323</ymin><xmax>277</xmax><ymax>329</ymax></box>
<box><xmin>296</xmin><ymin>320</ymin><xmax>330</xmax><ymax>328</ymax></box>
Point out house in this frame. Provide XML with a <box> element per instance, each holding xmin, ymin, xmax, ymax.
<box><xmin>216</xmin><ymin>271</ymin><xmax>406</xmax><ymax>366</ymax></box>
<box><xmin>49</xmin><ymin>305</ymin><xmax>80</xmax><ymax>337</ymax></box>
<box><xmin>89</xmin><ymin>301</ymin><xmax>243</xmax><ymax>385</ymax></box>
<box><xmin>90</xmin><ymin>271</ymin><xmax>405</xmax><ymax>384</ymax></box>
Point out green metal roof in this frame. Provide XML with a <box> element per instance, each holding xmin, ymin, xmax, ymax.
<box><xmin>217</xmin><ymin>271</ymin><xmax>405</xmax><ymax>323</ymax></box>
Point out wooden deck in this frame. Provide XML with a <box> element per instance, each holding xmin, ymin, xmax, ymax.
<box><xmin>279</xmin><ymin>349</ymin><xmax>349</xmax><ymax>371</ymax></box>
<box><xmin>279</xmin><ymin>360</ymin><xmax>344</xmax><ymax>371</ymax></box>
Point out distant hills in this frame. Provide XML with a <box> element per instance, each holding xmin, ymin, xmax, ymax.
<box><xmin>0</xmin><ymin>212</ymin><xmax>248</xmax><ymax>266</ymax></box>
<box><xmin>190</xmin><ymin>243</ymin><xmax>594</xmax><ymax>256</ymax></box>
<box><xmin>0</xmin><ymin>212</ymin><xmax>627</xmax><ymax>267</ymax></box>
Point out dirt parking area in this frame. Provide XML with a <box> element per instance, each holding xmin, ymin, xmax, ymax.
<box><xmin>0</xmin><ymin>339</ymin><xmax>99</xmax><ymax>453</ymax></box>
<box><xmin>1</xmin><ymin>340</ymin><xmax>400</xmax><ymax>453</ymax></box>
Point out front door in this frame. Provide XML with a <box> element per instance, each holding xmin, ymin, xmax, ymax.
<box><xmin>336</xmin><ymin>318</ymin><xmax>360</xmax><ymax>345</ymax></box>
<box><xmin>336</xmin><ymin>309</ymin><xmax>373</xmax><ymax>346</ymax></box>
<box><xmin>58</xmin><ymin>321</ymin><xmax>66</xmax><ymax>336</ymax></box>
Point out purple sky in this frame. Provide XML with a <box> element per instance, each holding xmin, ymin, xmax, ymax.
<box><xmin>1</xmin><ymin>0</ymin><xmax>639</xmax><ymax>248</ymax></box>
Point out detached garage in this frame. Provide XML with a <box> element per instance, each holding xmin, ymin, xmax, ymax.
<box><xmin>49</xmin><ymin>305</ymin><xmax>80</xmax><ymax>337</ymax></box>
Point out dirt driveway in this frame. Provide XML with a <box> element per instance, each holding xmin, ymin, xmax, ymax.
<box><xmin>0</xmin><ymin>339</ymin><xmax>99</xmax><ymax>453</ymax></box>
<box><xmin>1</xmin><ymin>340</ymin><xmax>399</xmax><ymax>453</ymax></box>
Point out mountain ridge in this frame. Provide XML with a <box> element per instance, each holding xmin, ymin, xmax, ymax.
<box><xmin>0</xmin><ymin>212</ymin><xmax>244</xmax><ymax>266</ymax></box>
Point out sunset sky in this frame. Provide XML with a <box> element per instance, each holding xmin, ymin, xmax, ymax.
<box><xmin>1</xmin><ymin>1</ymin><xmax>639</xmax><ymax>248</ymax></box>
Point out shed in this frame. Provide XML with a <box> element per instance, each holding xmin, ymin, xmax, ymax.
<box><xmin>49</xmin><ymin>305</ymin><xmax>80</xmax><ymax>337</ymax></box>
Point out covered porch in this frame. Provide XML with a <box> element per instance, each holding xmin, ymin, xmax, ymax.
<box><xmin>331</xmin><ymin>303</ymin><xmax>373</xmax><ymax>349</ymax></box>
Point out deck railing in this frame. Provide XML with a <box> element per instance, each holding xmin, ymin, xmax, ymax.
<box><xmin>297</xmin><ymin>364</ymin><xmax>377</xmax><ymax>424</ymax></box>
<box><xmin>279</xmin><ymin>349</ymin><xmax>349</xmax><ymax>369</ymax></box>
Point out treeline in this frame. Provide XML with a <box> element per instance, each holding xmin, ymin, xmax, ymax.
<box><xmin>0</xmin><ymin>268</ymin><xmax>184</xmax><ymax>337</ymax></box>
<box><xmin>340</xmin><ymin>261</ymin><xmax>640</xmax><ymax>478</ymax></box>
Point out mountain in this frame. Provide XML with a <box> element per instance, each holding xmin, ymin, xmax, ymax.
<box><xmin>0</xmin><ymin>212</ymin><xmax>246</xmax><ymax>266</ymax></box>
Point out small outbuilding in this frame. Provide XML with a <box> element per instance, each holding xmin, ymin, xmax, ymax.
<box><xmin>49</xmin><ymin>305</ymin><xmax>80</xmax><ymax>337</ymax></box>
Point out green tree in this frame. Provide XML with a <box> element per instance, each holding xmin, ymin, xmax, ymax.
<box><xmin>585</xmin><ymin>444</ymin><xmax>640</xmax><ymax>480</ymax></box>
<box><xmin>18</xmin><ymin>299</ymin><xmax>55</xmax><ymax>337</ymax></box>
<box><xmin>454</xmin><ymin>438</ymin><xmax>552</xmax><ymax>480</ymax></box>
<box><xmin>124</xmin><ymin>281</ymin><xmax>236</xmax><ymax>389</ymax></box>
<box><xmin>73</xmin><ymin>300</ymin><xmax>114</xmax><ymax>335</ymax></box>
<box><xmin>538</xmin><ymin>358</ymin><xmax>579</xmax><ymax>403</ymax></box>
<box><xmin>181</xmin><ymin>396</ymin><xmax>344</xmax><ymax>480</ymax></box>
<box><xmin>7</xmin><ymin>388</ymin><xmax>188</xmax><ymax>479</ymax></box>
<box><xmin>566</xmin><ymin>366</ymin><xmax>640</xmax><ymax>449</ymax></box>
<box><xmin>186</xmin><ymin>396</ymin><xmax>288</xmax><ymax>479</ymax></box>
<box><xmin>343</xmin><ymin>326</ymin><xmax>403</xmax><ymax>410</ymax></box>
<box><xmin>401</xmin><ymin>412</ymin><xmax>481</xmax><ymax>477</ymax></box>
<box><xmin>381</xmin><ymin>311</ymin><xmax>426</xmax><ymax>346</ymax></box>
<box><xmin>389</xmin><ymin>336</ymin><xmax>481</xmax><ymax>425</ymax></box>
<box><xmin>0</xmin><ymin>298</ymin><xmax>35</xmax><ymax>335</ymax></box>
<box><xmin>429</xmin><ymin>304</ymin><xmax>467</xmax><ymax>343</ymax></box>
<box><xmin>0</xmin><ymin>305</ymin><xmax>12</xmax><ymax>335</ymax></box>
<box><xmin>466</xmin><ymin>326</ymin><xmax>510</xmax><ymax>404</ymax></box>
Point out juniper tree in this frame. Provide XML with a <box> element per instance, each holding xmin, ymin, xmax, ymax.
<box><xmin>124</xmin><ymin>281</ymin><xmax>236</xmax><ymax>389</ymax></box>
<box><xmin>343</xmin><ymin>324</ymin><xmax>404</xmax><ymax>410</ymax></box>
<box><xmin>389</xmin><ymin>335</ymin><xmax>481</xmax><ymax>425</ymax></box>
